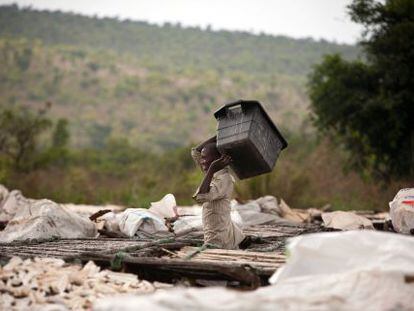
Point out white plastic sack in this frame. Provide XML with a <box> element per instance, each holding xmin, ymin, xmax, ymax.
<box><xmin>0</xmin><ymin>184</ymin><xmax>9</xmax><ymax>207</ymax></box>
<box><xmin>0</xmin><ymin>189</ymin><xmax>33</xmax><ymax>222</ymax></box>
<box><xmin>176</xmin><ymin>205</ymin><xmax>202</xmax><ymax>216</ymax></box>
<box><xmin>0</xmin><ymin>199</ymin><xmax>97</xmax><ymax>242</ymax></box>
<box><xmin>232</xmin><ymin>201</ymin><xmax>280</xmax><ymax>228</ymax></box>
<box><xmin>255</xmin><ymin>195</ymin><xmax>281</xmax><ymax>215</ymax></box>
<box><xmin>173</xmin><ymin>215</ymin><xmax>203</xmax><ymax>236</ymax></box>
<box><xmin>100</xmin><ymin>211</ymin><xmax>123</xmax><ymax>233</ymax></box>
<box><xmin>322</xmin><ymin>211</ymin><xmax>373</xmax><ymax>230</ymax></box>
<box><xmin>390</xmin><ymin>188</ymin><xmax>414</xmax><ymax>234</ymax></box>
<box><xmin>118</xmin><ymin>208</ymin><xmax>170</xmax><ymax>237</ymax></box>
<box><xmin>269</xmin><ymin>230</ymin><xmax>414</xmax><ymax>284</ymax></box>
<box><xmin>62</xmin><ymin>203</ymin><xmax>124</xmax><ymax>218</ymax></box>
<box><xmin>148</xmin><ymin>193</ymin><xmax>177</xmax><ymax>218</ymax></box>
<box><xmin>95</xmin><ymin>270</ymin><xmax>414</xmax><ymax>311</ymax></box>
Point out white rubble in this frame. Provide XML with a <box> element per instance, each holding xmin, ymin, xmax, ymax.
<box><xmin>0</xmin><ymin>256</ymin><xmax>170</xmax><ymax>310</ymax></box>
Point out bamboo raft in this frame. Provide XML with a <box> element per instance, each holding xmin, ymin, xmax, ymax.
<box><xmin>0</xmin><ymin>222</ymin><xmax>331</xmax><ymax>288</ymax></box>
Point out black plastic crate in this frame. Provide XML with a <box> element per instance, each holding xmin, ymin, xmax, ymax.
<box><xmin>214</xmin><ymin>100</ymin><xmax>288</xmax><ymax>179</ymax></box>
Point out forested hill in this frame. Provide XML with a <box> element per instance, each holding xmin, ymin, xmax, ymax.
<box><xmin>0</xmin><ymin>5</ymin><xmax>358</xmax><ymax>151</ymax></box>
<box><xmin>0</xmin><ymin>4</ymin><xmax>358</xmax><ymax>77</ymax></box>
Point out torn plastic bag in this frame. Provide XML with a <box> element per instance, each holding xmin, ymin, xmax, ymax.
<box><xmin>100</xmin><ymin>211</ymin><xmax>123</xmax><ymax>233</ymax></box>
<box><xmin>0</xmin><ymin>184</ymin><xmax>9</xmax><ymax>207</ymax></box>
<box><xmin>389</xmin><ymin>188</ymin><xmax>414</xmax><ymax>234</ymax></box>
<box><xmin>118</xmin><ymin>208</ymin><xmax>170</xmax><ymax>237</ymax></box>
<box><xmin>255</xmin><ymin>195</ymin><xmax>282</xmax><ymax>215</ymax></box>
<box><xmin>322</xmin><ymin>211</ymin><xmax>373</xmax><ymax>230</ymax></box>
<box><xmin>0</xmin><ymin>199</ymin><xmax>97</xmax><ymax>242</ymax></box>
<box><xmin>269</xmin><ymin>230</ymin><xmax>414</xmax><ymax>284</ymax></box>
<box><xmin>232</xmin><ymin>201</ymin><xmax>280</xmax><ymax>228</ymax></box>
<box><xmin>173</xmin><ymin>215</ymin><xmax>203</xmax><ymax>236</ymax></box>
<box><xmin>148</xmin><ymin>193</ymin><xmax>177</xmax><ymax>218</ymax></box>
<box><xmin>0</xmin><ymin>189</ymin><xmax>33</xmax><ymax>222</ymax></box>
<box><xmin>176</xmin><ymin>205</ymin><xmax>202</xmax><ymax>216</ymax></box>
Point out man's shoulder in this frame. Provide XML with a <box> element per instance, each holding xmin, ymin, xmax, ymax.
<box><xmin>213</xmin><ymin>167</ymin><xmax>235</xmax><ymax>183</ymax></box>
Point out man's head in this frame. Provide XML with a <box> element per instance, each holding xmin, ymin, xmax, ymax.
<box><xmin>200</xmin><ymin>143</ymin><xmax>221</xmax><ymax>172</ymax></box>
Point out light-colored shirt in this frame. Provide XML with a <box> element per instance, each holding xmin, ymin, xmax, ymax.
<box><xmin>191</xmin><ymin>148</ymin><xmax>245</xmax><ymax>249</ymax></box>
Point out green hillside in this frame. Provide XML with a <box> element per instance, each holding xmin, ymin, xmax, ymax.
<box><xmin>0</xmin><ymin>4</ymin><xmax>358</xmax><ymax>77</ymax></box>
<box><xmin>0</xmin><ymin>5</ymin><xmax>359</xmax><ymax>151</ymax></box>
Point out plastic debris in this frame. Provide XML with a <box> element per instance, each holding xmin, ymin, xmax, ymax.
<box><xmin>322</xmin><ymin>211</ymin><xmax>374</xmax><ymax>230</ymax></box>
<box><xmin>270</xmin><ymin>230</ymin><xmax>414</xmax><ymax>283</ymax></box>
<box><xmin>390</xmin><ymin>188</ymin><xmax>414</xmax><ymax>234</ymax></box>
<box><xmin>0</xmin><ymin>199</ymin><xmax>97</xmax><ymax>243</ymax></box>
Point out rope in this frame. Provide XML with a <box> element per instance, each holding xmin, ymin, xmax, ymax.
<box><xmin>184</xmin><ymin>243</ymin><xmax>218</xmax><ymax>260</ymax></box>
<box><xmin>110</xmin><ymin>251</ymin><xmax>126</xmax><ymax>270</ymax></box>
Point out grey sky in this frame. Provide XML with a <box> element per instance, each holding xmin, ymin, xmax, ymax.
<box><xmin>0</xmin><ymin>0</ymin><xmax>363</xmax><ymax>44</ymax></box>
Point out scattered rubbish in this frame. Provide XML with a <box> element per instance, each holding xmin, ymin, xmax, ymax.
<box><xmin>322</xmin><ymin>211</ymin><xmax>374</xmax><ymax>230</ymax></box>
<box><xmin>0</xmin><ymin>256</ymin><xmax>171</xmax><ymax>310</ymax></box>
<box><xmin>0</xmin><ymin>199</ymin><xmax>97</xmax><ymax>243</ymax></box>
<box><xmin>390</xmin><ymin>188</ymin><xmax>414</xmax><ymax>234</ymax></box>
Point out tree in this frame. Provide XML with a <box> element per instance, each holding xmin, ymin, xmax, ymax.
<box><xmin>52</xmin><ymin>118</ymin><xmax>69</xmax><ymax>148</ymax></box>
<box><xmin>308</xmin><ymin>0</ymin><xmax>414</xmax><ymax>179</ymax></box>
<box><xmin>0</xmin><ymin>104</ymin><xmax>52</xmax><ymax>171</ymax></box>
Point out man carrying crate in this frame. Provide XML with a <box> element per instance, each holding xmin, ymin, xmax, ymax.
<box><xmin>191</xmin><ymin>136</ymin><xmax>246</xmax><ymax>249</ymax></box>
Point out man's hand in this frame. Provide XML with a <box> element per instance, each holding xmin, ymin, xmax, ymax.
<box><xmin>209</xmin><ymin>155</ymin><xmax>232</xmax><ymax>173</ymax></box>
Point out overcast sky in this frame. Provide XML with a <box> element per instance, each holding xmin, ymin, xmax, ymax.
<box><xmin>0</xmin><ymin>0</ymin><xmax>363</xmax><ymax>44</ymax></box>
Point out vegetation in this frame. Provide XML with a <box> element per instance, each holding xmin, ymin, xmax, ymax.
<box><xmin>0</xmin><ymin>4</ymin><xmax>357</xmax><ymax>77</ymax></box>
<box><xmin>309</xmin><ymin>0</ymin><xmax>414</xmax><ymax>180</ymax></box>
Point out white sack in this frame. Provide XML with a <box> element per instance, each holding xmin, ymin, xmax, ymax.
<box><xmin>0</xmin><ymin>189</ymin><xmax>33</xmax><ymax>222</ymax></box>
<box><xmin>148</xmin><ymin>193</ymin><xmax>177</xmax><ymax>218</ymax></box>
<box><xmin>232</xmin><ymin>201</ymin><xmax>280</xmax><ymax>228</ymax></box>
<box><xmin>176</xmin><ymin>205</ymin><xmax>202</xmax><ymax>216</ymax></box>
<box><xmin>0</xmin><ymin>199</ymin><xmax>97</xmax><ymax>243</ymax></box>
<box><xmin>118</xmin><ymin>208</ymin><xmax>170</xmax><ymax>237</ymax></box>
<box><xmin>0</xmin><ymin>184</ymin><xmax>9</xmax><ymax>207</ymax></box>
<box><xmin>389</xmin><ymin>188</ymin><xmax>414</xmax><ymax>234</ymax></box>
<box><xmin>322</xmin><ymin>211</ymin><xmax>374</xmax><ymax>230</ymax></box>
<box><xmin>62</xmin><ymin>203</ymin><xmax>124</xmax><ymax>218</ymax></box>
<box><xmin>101</xmin><ymin>211</ymin><xmax>123</xmax><ymax>233</ymax></box>
<box><xmin>173</xmin><ymin>215</ymin><xmax>203</xmax><ymax>236</ymax></box>
<box><xmin>255</xmin><ymin>195</ymin><xmax>281</xmax><ymax>215</ymax></box>
<box><xmin>269</xmin><ymin>230</ymin><xmax>414</xmax><ymax>284</ymax></box>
